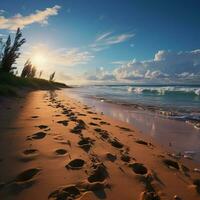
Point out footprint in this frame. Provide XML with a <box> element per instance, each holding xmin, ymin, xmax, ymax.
<box><xmin>27</xmin><ymin>132</ymin><xmax>46</xmax><ymax>140</ymax></box>
<box><xmin>129</xmin><ymin>163</ymin><xmax>148</xmax><ymax>175</ymax></box>
<box><xmin>15</xmin><ymin>168</ymin><xmax>41</xmax><ymax>183</ymax></box>
<box><xmin>135</xmin><ymin>139</ymin><xmax>148</xmax><ymax>146</ymax></box>
<box><xmin>109</xmin><ymin>139</ymin><xmax>124</xmax><ymax>149</ymax></box>
<box><xmin>23</xmin><ymin>149</ymin><xmax>38</xmax><ymax>155</ymax></box>
<box><xmin>106</xmin><ymin>153</ymin><xmax>117</xmax><ymax>162</ymax></box>
<box><xmin>94</xmin><ymin>128</ymin><xmax>109</xmax><ymax>140</ymax></box>
<box><xmin>92</xmin><ymin>117</ymin><xmax>101</xmax><ymax>120</ymax></box>
<box><xmin>19</xmin><ymin>149</ymin><xmax>39</xmax><ymax>162</ymax></box>
<box><xmin>78</xmin><ymin>113</ymin><xmax>86</xmax><ymax>116</ymax></box>
<box><xmin>89</xmin><ymin>122</ymin><xmax>100</xmax><ymax>127</ymax></box>
<box><xmin>135</xmin><ymin>140</ymin><xmax>153</xmax><ymax>148</ymax></box>
<box><xmin>121</xmin><ymin>153</ymin><xmax>131</xmax><ymax>162</ymax></box>
<box><xmin>116</xmin><ymin>126</ymin><xmax>131</xmax><ymax>132</ymax></box>
<box><xmin>100</xmin><ymin>121</ymin><xmax>110</xmax><ymax>125</ymax></box>
<box><xmin>77</xmin><ymin>181</ymin><xmax>110</xmax><ymax>195</ymax></box>
<box><xmin>31</xmin><ymin>116</ymin><xmax>39</xmax><ymax>119</ymax></box>
<box><xmin>48</xmin><ymin>184</ymin><xmax>81</xmax><ymax>200</ymax></box>
<box><xmin>71</xmin><ymin>120</ymin><xmax>86</xmax><ymax>134</ymax></box>
<box><xmin>88</xmin><ymin>163</ymin><xmax>109</xmax><ymax>183</ymax></box>
<box><xmin>36</xmin><ymin>125</ymin><xmax>48</xmax><ymax>129</ymax></box>
<box><xmin>55</xmin><ymin>149</ymin><xmax>67</xmax><ymax>155</ymax></box>
<box><xmin>57</xmin><ymin>120</ymin><xmax>68</xmax><ymax>126</ymax></box>
<box><xmin>139</xmin><ymin>191</ymin><xmax>160</xmax><ymax>200</ymax></box>
<box><xmin>78</xmin><ymin>137</ymin><xmax>94</xmax><ymax>152</ymax></box>
<box><xmin>163</xmin><ymin>159</ymin><xmax>179</xmax><ymax>170</ymax></box>
<box><xmin>66</xmin><ymin>159</ymin><xmax>85</xmax><ymax>170</ymax></box>
<box><xmin>193</xmin><ymin>179</ymin><xmax>200</xmax><ymax>194</ymax></box>
<box><xmin>69</xmin><ymin>115</ymin><xmax>77</xmax><ymax>121</ymax></box>
<box><xmin>87</xmin><ymin>111</ymin><xmax>96</xmax><ymax>114</ymax></box>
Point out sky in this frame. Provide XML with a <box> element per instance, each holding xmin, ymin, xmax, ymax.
<box><xmin>0</xmin><ymin>0</ymin><xmax>200</xmax><ymax>84</ymax></box>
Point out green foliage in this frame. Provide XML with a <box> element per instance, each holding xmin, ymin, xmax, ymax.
<box><xmin>0</xmin><ymin>84</ymin><xmax>18</xmax><ymax>96</ymax></box>
<box><xmin>49</xmin><ymin>72</ymin><xmax>55</xmax><ymax>82</ymax></box>
<box><xmin>30</xmin><ymin>66</ymin><xmax>36</xmax><ymax>78</ymax></box>
<box><xmin>39</xmin><ymin>70</ymin><xmax>43</xmax><ymax>78</ymax></box>
<box><xmin>21</xmin><ymin>59</ymin><xmax>36</xmax><ymax>78</ymax></box>
<box><xmin>21</xmin><ymin>59</ymin><xmax>32</xmax><ymax>78</ymax></box>
<box><xmin>0</xmin><ymin>28</ymin><xmax>69</xmax><ymax>97</ymax></box>
<box><xmin>0</xmin><ymin>28</ymin><xmax>26</xmax><ymax>73</ymax></box>
<box><xmin>0</xmin><ymin>72</ymin><xmax>68</xmax><ymax>96</ymax></box>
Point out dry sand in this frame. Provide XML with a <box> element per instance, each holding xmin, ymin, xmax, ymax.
<box><xmin>0</xmin><ymin>90</ymin><xmax>200</xmax><ymax>200</ymax></box>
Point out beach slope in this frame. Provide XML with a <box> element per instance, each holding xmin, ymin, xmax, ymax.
<box><xmin>0</xmin><ymin>90</ymin><xmax>199</xmax><ymax>200</ymax></box>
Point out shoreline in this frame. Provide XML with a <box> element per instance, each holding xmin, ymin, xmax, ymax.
<box><xmin>90</xmin><ymin>95</ymin><xmax>200</xmax><ymax>130</ymax></box>
<box><xmin>0</xmin><ymin>90</ymin><xmax>200</xmax><ymax>199</ymax></box>
<box><xmin>62</xmin><ymin>85</ymin><xmax>200</xmax><ymax>130</ymax></box>
<box><xmin>63</xmin><ymin>88</ymin><xmax>200</xmax><ymax>163</ymax></box>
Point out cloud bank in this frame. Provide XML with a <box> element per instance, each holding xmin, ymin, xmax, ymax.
<box><xmin>0</xmin><ymin>5</ymin><xmax>61</xmax><ymax>30</ymax></box>
<box><xmin>84</xmin><ymin>49</ymin><xmax>200</xmax><ymax>84</ymax></box>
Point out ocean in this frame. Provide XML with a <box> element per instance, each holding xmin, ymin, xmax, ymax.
<box><xmin>67</xmin><ymin>85</ymin><xmax>200</xmax><ymax>119</ymax></box>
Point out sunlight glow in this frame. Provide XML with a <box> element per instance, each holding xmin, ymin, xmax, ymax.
<box><xmin>31</xmin><ymin>53</ymin><xmax>47</xmax><ymax>67</ymax></box>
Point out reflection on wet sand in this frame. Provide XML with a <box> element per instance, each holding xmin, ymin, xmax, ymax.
<box><xmin>65</xmin><ymin>91</ymin><xmax>200</xmax><ymax>163</ymax></box>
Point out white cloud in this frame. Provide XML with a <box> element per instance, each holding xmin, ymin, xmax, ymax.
<box><xmin>113</xmin><ymin>49</ymin><xmax>200</xmax><ymax>83</ymax></box>
<box><xmin>85</xmin><ymin>67</ymin><xmax>116</xmax><ymax>81</ymax></box>
<box><xmin>96</xmin><ymin>32</ymin><xmax>112</xmax><ymax>41</ymax></box>
<box><xmin>0</xmin><ymin>5</ymin><xmax>61</xmax><ymax>30</ymax></box>
<box><xmin>52</xmin><ymin>48</ymin><xmax>94</xmax><ymax>66</ymax></box>
<box><xmin>91</xmin><ymin>32</ymin><xmax>135</xmax><ymax>51</ymax></box>
<box><xmin>0</xmin><ymin>10</ymin><xmax>5</xmax><ymax>14</ymax></box>
<box><xmin>105</xmin><ymin>33</ymin><xmax>134</xmax><ymax>45</ymax></box>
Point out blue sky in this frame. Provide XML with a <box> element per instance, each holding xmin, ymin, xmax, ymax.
<box><xmin>0</xmin><ymin>0</ymin><xmax>200</xmax><ymax>84</ymax></box>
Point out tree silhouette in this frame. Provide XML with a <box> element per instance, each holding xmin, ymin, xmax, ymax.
<box><xmin>49</xmin><ymin>72</ymin><xmax>55</xmax><ymax>82</ymax></box>
<box><xmin>30</xmin><ymin>66</ymin><xmax>36</xmax><ymax>78</ymax></box>
<box><xmin>0</xmin><ymin>28</ymin><xmax>26</xmax><ymax>73</ymax></box>
<box><xmin>21</xmin><ymin>59</ymin><xmax>32</xmax><ymax>78</ymax></box>
<box><xmin>39</xmin><ymin>70</ymin><xmax>43</xmax><ymax>78</ymax></box>
<box><xmin>0</xmin><ymin>38</ymin><xmax>4</xmax><ymax>60</ymax></box>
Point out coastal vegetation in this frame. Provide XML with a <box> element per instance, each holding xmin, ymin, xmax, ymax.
<box><xmin>0</xmin><ymin>28</ymin><xmax>68</xmax><ymax>96</ymax></box>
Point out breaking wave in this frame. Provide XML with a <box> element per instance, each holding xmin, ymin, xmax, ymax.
<box><xmin>128</xmin><ymin>86</ymin><xmax>200</xmax><ymax>96</ymax></box>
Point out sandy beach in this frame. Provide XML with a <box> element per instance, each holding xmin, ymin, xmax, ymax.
<box><xmin>0</xmin><ymin>90</ymin><xmax>200</xmax><ymax>200</ymax></box>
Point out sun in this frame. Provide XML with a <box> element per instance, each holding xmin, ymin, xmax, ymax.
<box><xmin>31</xmin><ymin>53</ymin><xmax>47</xmax><ymax>67</ymax></box>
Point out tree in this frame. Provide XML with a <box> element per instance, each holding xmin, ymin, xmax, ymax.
<box><xmin>0</xmin><ymin>28</ymin><xmax>26</xmax><ymax>73</ymax></box>
<box><xmin>0</xmin><ymin>38</ymin><xmax>4</xmax><ymax>60</ymax></box>
<box><xmin>49</xmin><ymin>72</ymin><xmax>55</xmax><ymax>82</ymax></box>
<box><xmin>30</xmin><ymin>66</ymin><xmax>36</xmax><ymax>78</ymax></box>
<box><xmin>39</xmin><ymin>70</ymin><xmax>43</xmax><ymax>78</ymax></box>
<box><xmin>21</xmin><ymin>59</ymin><xmax>32</xmax><ymax>78</ymax></box>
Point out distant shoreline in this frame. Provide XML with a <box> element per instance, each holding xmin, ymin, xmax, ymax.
<box><xmin>0</xmin><ymin>72</ymin><xmax>72</xmax><ymax>97</ymax></box>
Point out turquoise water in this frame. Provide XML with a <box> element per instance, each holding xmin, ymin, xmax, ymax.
<box><xmin>68</xmin><ymin>85</ymin><xmax>200</xmax><ymax>116</ymax></box>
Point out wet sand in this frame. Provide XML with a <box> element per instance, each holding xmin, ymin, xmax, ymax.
<box><xmin>64</xmin><ymin>90</ymin><xmax>200</xmax><ymax>163</ymax></box>
<box><xmin>0</xmin><ymin>90</ymin><xmax>200</xmax><ymax>200</ymax></box>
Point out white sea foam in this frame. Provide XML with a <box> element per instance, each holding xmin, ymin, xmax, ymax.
<box><xmin>127</xmin><ymin>86</ymin><xmax>200</xmax><ymax>96</ymax></box>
